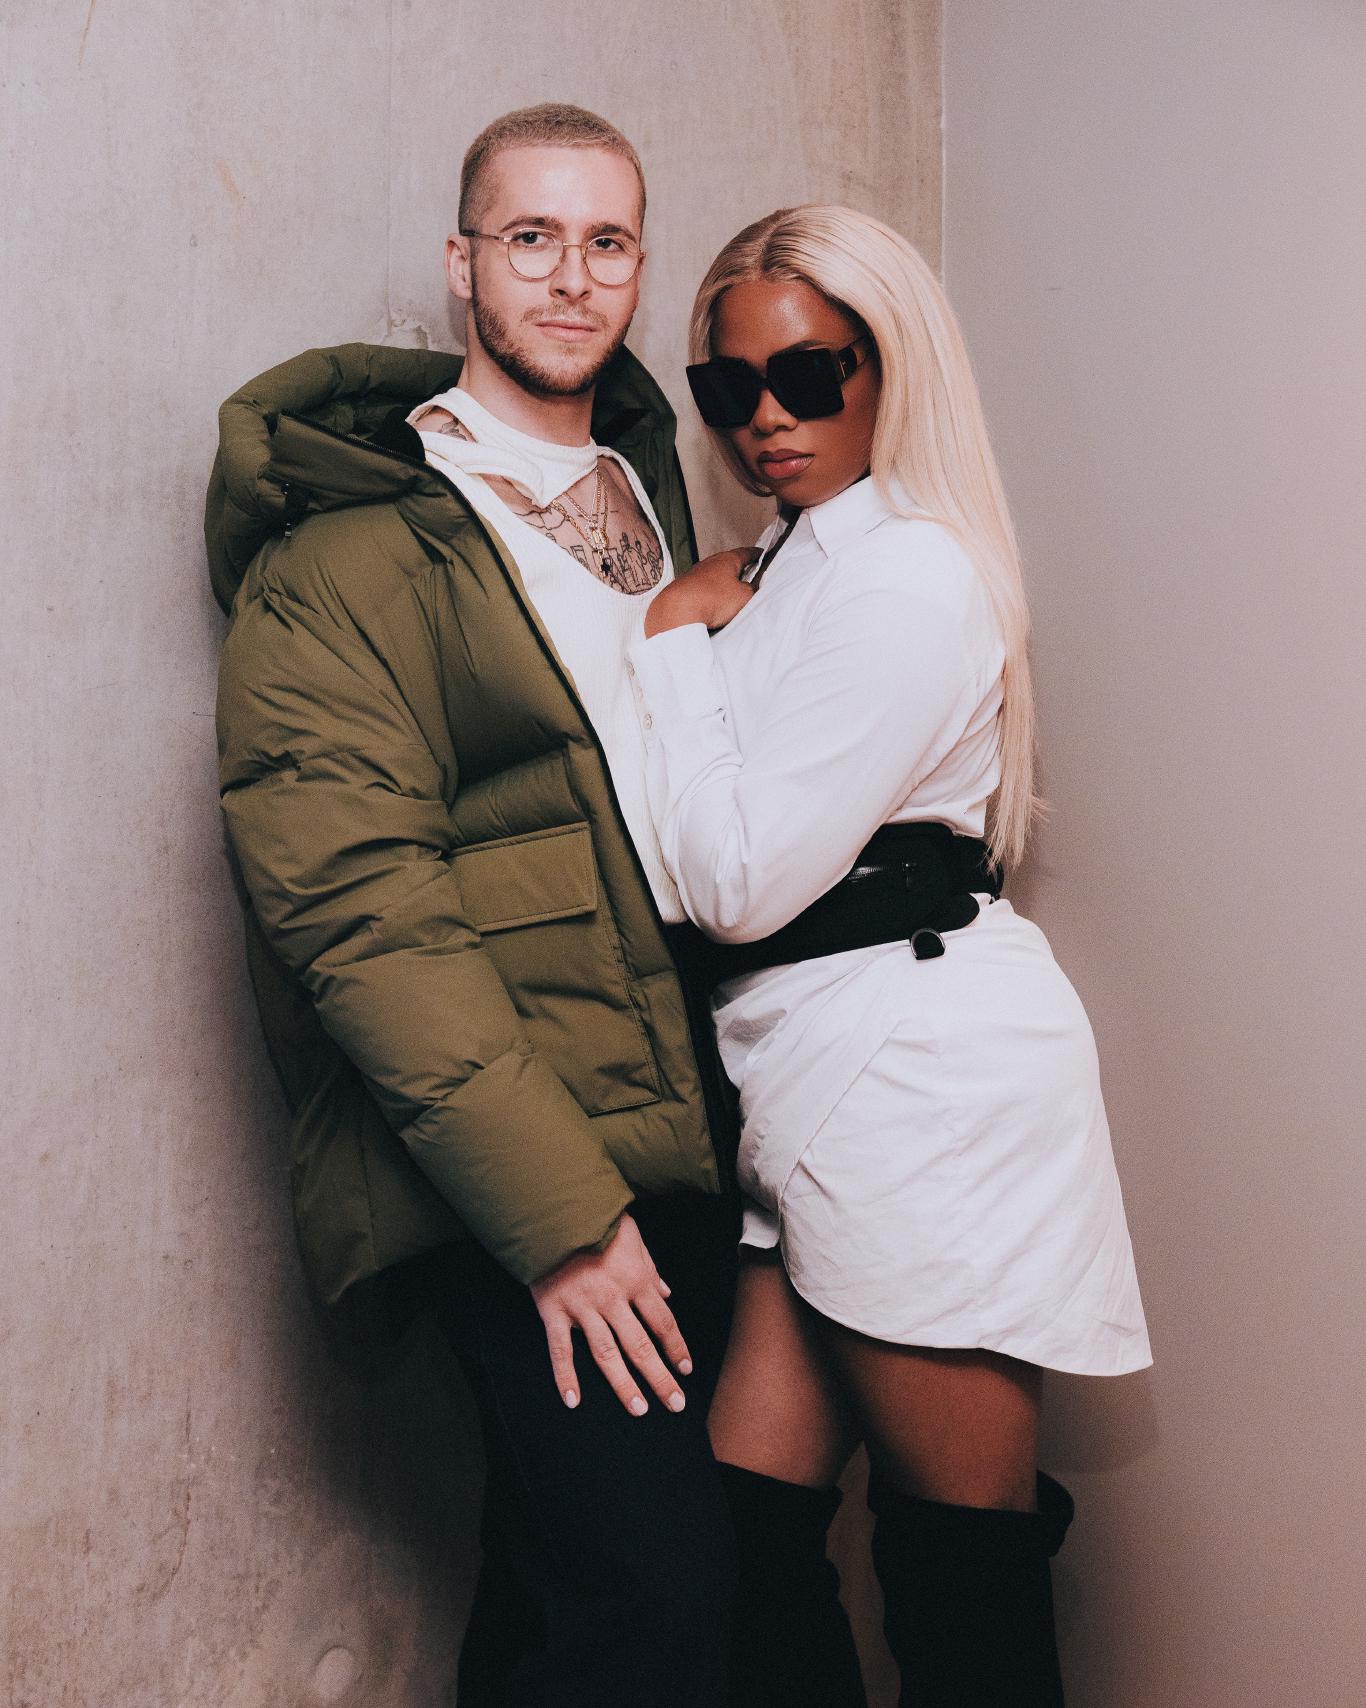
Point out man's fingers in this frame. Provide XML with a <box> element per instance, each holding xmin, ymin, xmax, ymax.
<box><xmin>582</xmin><ymin>1313</ymin><xmax>651</xmax><ymax>1416</ymax></box>
<box><xmin>635</xmin><ymin>1287</ymin><xmax>694</xmax><ymax>1378</ymax></box>
<box><xmin>645</xmin><ymin>1251</ymin><xmax>671</xmax><ymax>1299</ymax></box>
<box><xmin>606</xmin><ymin>1303</ymin><xmax>687</xmax><ymax>1413</ymax></box>
<box><xmin>542</xmin><ymin>1314</ymin><xmax>580</xmax><ymax>1408</ymax></box>
<box><xmin>530</xmin><ymin>1220</ymin><xmax>691</xmax><ymax>1414</ymax></box>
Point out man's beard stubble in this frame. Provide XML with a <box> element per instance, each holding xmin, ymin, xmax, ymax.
<box><xmin>472</xmin><ymin>292</ymin><xmax>630</xmax><ymax>399</ymax></box>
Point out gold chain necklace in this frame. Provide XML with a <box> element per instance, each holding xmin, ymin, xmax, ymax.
<box><xmin>435</xmin><ymin>411</ymin><xmax>619</xmax><ymax>580</ymax></box>
<box><xmin>545</xmin><ymin>466</ymin><xmax>613</xmax><ymax>575</ymax></box>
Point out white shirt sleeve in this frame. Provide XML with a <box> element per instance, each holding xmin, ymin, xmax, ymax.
<box><xmin>627</xmin><ymin>538</ymin><xmax>1000</xmax><ymax>942</ymax></box>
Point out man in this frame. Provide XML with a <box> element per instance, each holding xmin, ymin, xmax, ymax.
<box><xmin>208</xmin><ymin>105</ymin><xmax>741</xmax><ymax>1706</ymax></box>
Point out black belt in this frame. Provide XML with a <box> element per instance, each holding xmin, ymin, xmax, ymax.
<box><xmin>672</xmin><ymin>822</ymin><xmax>1001</xmax><ymax>992</ymax></box>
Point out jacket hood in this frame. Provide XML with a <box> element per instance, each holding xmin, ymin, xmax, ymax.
<box><xmin>205</xmin><ymin>341</ymin><xmax>681</xmax><ymax>612</ymax></box>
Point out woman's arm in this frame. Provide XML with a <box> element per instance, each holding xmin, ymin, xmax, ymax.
<box><xmin>643</xmin><ymin>547</ymin><xmax>759</xmax><ymax>636</ymax></box>
<box><xmin>629</xmin><ymin>529</ymin><xmax>999</xmax><ymax>942</ymax></box>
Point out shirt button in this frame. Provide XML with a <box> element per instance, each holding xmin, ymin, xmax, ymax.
<box><xmin>643</xmin><ymin>713</ymin><xmax>653</xmax><ymax>730</ymax></box>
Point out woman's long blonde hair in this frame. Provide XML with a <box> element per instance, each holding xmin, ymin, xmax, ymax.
<box><xmin>690</xmin><ymin>205</ymin><xmax>1039</xmax><ymax>868</ymax></box>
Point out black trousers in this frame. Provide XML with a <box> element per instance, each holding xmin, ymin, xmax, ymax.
<box><xmin>430</xmin><ymin>1190</ymin><xmax>740</xmax><ymax>1708</ymax></box>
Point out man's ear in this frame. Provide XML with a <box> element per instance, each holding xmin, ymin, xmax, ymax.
<box><xmin>445</xmin><ymin>233</ymin><xmax>473</xmax><ymax>303</ymax></box>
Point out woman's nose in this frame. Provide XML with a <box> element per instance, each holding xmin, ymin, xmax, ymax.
<box><xmin>750</xmin><ymin>385</ymin><xmax>797</xmax><ymax>435</ymax></box>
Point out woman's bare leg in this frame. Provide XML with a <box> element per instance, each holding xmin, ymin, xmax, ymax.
<box><xmin>816</xmin><ymin>1326</ymin><xmax>1040</xmax><ymax>1508</ymax></box>
<box><xmin>816</xmin><ymin>1323</ymin><xmax>1067</xmax><ymax>1706</ymax></box>
<box><xmin>709</xmin><ymin>1250</ymin><xmax>860</xmax><ymax>1485</ymax></box>
<box><xmin>708</xmin><ymin>1252</ymin><xmax>868</xmax><ymax>1707</ymax></box>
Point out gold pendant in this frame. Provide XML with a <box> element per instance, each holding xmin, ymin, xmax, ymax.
<box><xmin>588</xmin><ymin>524</ymin><xmax>610</xmax><ymax>554</ymax></box>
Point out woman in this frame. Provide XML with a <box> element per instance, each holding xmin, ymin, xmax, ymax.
<box><xmin>626</xmin><ymin>206</ymin><xmax>1150</xmax><ymax>1707</ymax></box>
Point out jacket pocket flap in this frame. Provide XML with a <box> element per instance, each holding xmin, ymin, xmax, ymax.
<box><xmin>452</xmin><ymin>823</ymin><xmax>598</xmax><ymax>932</ymax></box>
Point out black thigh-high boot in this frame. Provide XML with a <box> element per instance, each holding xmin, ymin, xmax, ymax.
<box><xmin>867</xmin><ymin>1470</ymin><xmax>1074</xmax><ymax>1708</ymax></box>
<box><xmin>719</xmin><ymin>1461</ymin><xmax>869</xmax><ymax>1708</ymax></box>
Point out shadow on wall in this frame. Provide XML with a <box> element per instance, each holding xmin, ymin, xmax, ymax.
<box><xmin>333</xmin><ymin>1322</ymin><xmax>485</xmax><ymax>1705</ymax></box>
<box><xmin>211</xmin><ymin>830</ymin><xmax>484</xmax><ymax>1702</ymax></box>
<box><xmin>254</xmin><ymin>1281</ymin><xmax>484</xmax><ymax>1703</ymax></box>
<box><xmin>1046</xmin><ymin>1370</ymin><xmax>1160</xmax><ymax>1476</ymax></box>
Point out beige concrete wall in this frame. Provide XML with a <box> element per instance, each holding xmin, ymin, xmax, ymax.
<box><xmin>944</xmin><ymin>5</ymin><xmax>1366</xmax><ymax>1704</ymax></box>
<box><xmin>1</xmin><ymin>4</ymin><xmax>939</xmax><ymax>1703</ymax></box>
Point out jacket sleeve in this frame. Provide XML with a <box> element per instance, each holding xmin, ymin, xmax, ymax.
<box><xmin>217</xmin><ymin>577</ymin><xmax>634</xmax><ymax>1285</ymax></box>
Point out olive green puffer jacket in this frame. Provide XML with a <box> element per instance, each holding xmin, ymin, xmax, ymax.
<box><xmin>209</xmin><ymin>342</ymin><xmax>722</xmax><ymax>1332</ymax></box>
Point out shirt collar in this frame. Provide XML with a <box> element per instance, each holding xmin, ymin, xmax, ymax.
<box><xmin>406</xmin><ymin>386</ymin><xmax>602</xmax><ymax>507</ymax></box>
<box><xmin>804</xmin><ymin>475</ymin><xmax>906</xmax><ymax>559</ymax></box>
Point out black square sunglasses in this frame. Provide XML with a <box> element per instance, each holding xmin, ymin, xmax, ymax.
<box><xmin>686</xmin><ymin>337</ymin><xmax>871</xmax><ymax>430</ymax></box>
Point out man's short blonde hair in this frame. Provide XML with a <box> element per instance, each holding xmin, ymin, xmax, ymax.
<box><xmin>459</xmin><ymin>103</ymin><xmax>646</xmax><ymax>230</ymax></box>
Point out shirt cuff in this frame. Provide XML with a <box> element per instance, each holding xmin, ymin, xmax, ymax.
<box><xmin>627</xmin><ymin>622</ymin><xmax>726</xmax><ymax>725</ymax></box>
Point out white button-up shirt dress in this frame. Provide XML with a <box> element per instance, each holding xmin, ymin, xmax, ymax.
<box><xmin>628</xmin><ymin>478</ymin><xmax>1150</xmax><ymax>1376</ymax></box>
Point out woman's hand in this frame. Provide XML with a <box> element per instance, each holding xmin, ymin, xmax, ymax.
<box><xmin>530</xmin><ymin>1214</ymin><xmax>694</xmax><ymax>1415</ymax></box>
<box><xmin>644</xmin><ymin>547</ymin><xmax>760</xmax><ymax>637</ymax></box>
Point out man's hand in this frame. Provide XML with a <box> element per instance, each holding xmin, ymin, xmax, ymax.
<box><xmin>644</xmin><ymin>547</ymin><xmax>760</xmax><ymax>637</ymax></box>
<box><xmin>530</xmin><ymin>1214</ymin><xmax>694</xmax><ymax>1415</ymax></box>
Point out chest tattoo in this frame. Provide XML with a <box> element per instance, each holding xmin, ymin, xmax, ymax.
<box><xmin>416</xmin><ymin>410</ymin><xmax>664</xmax><ymax>594</ymax></box>
<box><xmin>490</xmin><ymin>462</ymin><xmax>664</xmax><ymax>596</ymax></box>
